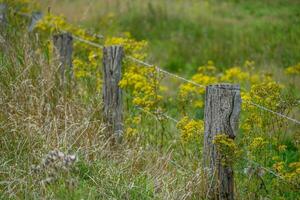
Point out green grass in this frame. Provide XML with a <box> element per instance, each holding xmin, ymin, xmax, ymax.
<box><xmin>41</xmin><ymin>0</ymin><xmax>300</xmax><ymax>74</ymax></box>
<box><xmin>116</xmin><ymin>0</ymin><xmax>300</xmax><ymax>73</ymax></box>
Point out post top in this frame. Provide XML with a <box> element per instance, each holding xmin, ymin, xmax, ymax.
<box><xmin>206</xmin><ymin>83</ymin><xmax>240</xmax><ymax>90</ymax></box>
<box><xmin>53</xmin><ymin>32</ymin><xmax>73</xmax><ymax>40</ymax></box>
<box><xmin>104</xmin><ymin>45</ymin><xmax>124</xmax><ymax>49</ymax></box>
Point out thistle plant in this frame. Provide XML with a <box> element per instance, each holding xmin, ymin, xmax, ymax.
<box><xmin>31</xmin><ymin>150</ymin><xmax>77</xmax><ymax>188</ymax></box>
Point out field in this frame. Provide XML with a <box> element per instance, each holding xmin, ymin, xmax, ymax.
<box><xmin>0</xmin><ymin>0</ymin><xmax>300</xmax><ymax>199</ymax></box>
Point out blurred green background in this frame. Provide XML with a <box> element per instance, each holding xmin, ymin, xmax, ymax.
<box><xmin>38</xmin><ymin>0</ymin><xmax>300</xmax><ymax>74</ymax></box>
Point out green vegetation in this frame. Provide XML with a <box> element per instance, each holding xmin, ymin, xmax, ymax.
<box><xmin>1</xmin><ymin>0</ymin><xmax>300</xmax><ymax>199</ymax></box>
<box><xmin>41</xmin><ymin>0</ymin><xmax>300</xmax><ymax>74</ymax></box>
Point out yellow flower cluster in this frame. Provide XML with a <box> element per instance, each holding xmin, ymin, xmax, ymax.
<box><xmin>213</xmin><ymin>134</ymin><xmax>239</xmax><ymax>166</ymax></box>
<box><xmin>221</xmin><ymin>67</ymin><xmax>249</xmax><ymax>82</ymax></box>
<box><xmin>249</xmin><ymin>80</ymin><xmax>283</xmax><ymax>109</ymax></box>
<box><xmin>273</xmin><ymin>161</ymin><xmax>285</xmax><ymax>172</ymax></box>
<box><xmin>249</xmin><ymin>137</ymin><xmax>267</xmax><ymax>152</ymax></box>
<box><xmin>241</xmin><ymin>78</ymin><xmax>285</xmax><ymax>137</ymax></box>
<box><xmin>35</xmin><ymin>14</ymin><xmax>67</xmax><ymax>34</ymax></box>
<box><xmin>271</xmin><ymin>160</ymin><xmax>300</xmax><ymax>185</ymax></box>
<box><xmin>178</xmin><ymin>61</ymin><xmax>218</xmax><ymax>108</ymax></box>
<box><xmin>120</xmin><ymin>69</ymin><xmax>163</xmax><ymax>110</ymax></box>
<box><xmin>176</xmin><ymin>116</ymin><xmax>204</xmax><ymax>143</ymax></box>
<box><xmin>176</xmin><ymin>60</ymin><xmax>295</xmax><ymax>158</ymax></box>
<box><xmin>125</xmin><ymin>127</ymin><xmax>138</xmax><ymax>139</ymax></box>
<box><xmin>285</xmin><ymin>63</ymin><xmax>300</xmax><ymax>76</ymax></box>
<box><xmin>178</xmin><ymin>60</ymin><xmax>261</xmax><ymax>110</ymax></box>
<box><xmin>278</xmin><ymin>144</ymin><xmax>287</xmax><ymax>152</ymax></box>
<box><xmin>124</xmin><ymin>115</ymin><xmax>141</xmax><ymax>139</ymax></box>
<box><xmin>105</xmin><ymin>34</ymin><xmax>147</xmax><ymax>60</ymax></box>
<box><xmin>288</xmin><ymin>162</ymin><xmax>300</xmax><ymax>175</ymax></box>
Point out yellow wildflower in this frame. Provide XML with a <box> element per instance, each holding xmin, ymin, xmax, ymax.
<box><xmin>285</xmin><ymin>63</ymin><xmax>300</xmax><ymax>76</ymax></box>
<box><xmin>278</xmin><ymin>145</ymin><xmax>287</xmax><ymax>152</ymax></box>
<box><xmin>177</xmin><ymin>116</ymin><xmax>204</xmax><ymax>143</ymax></box>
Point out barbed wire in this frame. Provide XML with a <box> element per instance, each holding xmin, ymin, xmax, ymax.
<box><xmin>136</xmin><ymin>106</ymin><xmax>179</xmax><ymax>124</ymax></box>
<box><xmin>71</xmin><ymin>34</ymin><xmax>104</xmax><ymax>49</ymax></box>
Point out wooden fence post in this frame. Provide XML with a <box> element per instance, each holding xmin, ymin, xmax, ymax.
<box><xmin>53</xmin><ymin>33</ymin><xmax>73</xmax><ymax>87</ymax></box>
<box><xmin>0</xmin><ymin>3</ymin><xmax>7</xmax><ymax>27</ymax></box>
<box><xmin>203</xmin><ymin>84</ymin><xmax>241</xmax><ymax>200</ymax></box>
<box><xmin>102</xmin><ymin>45</ymin><xmax>124</xmax><ymax>143</ymax></box>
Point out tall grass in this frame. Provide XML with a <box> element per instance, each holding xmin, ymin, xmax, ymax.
<box><xmin>0</xmin><ymin>23</ymin><xmax>207</xmax><ymax>200</ymax></box>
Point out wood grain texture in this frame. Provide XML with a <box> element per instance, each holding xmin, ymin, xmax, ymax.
<box><xmin>53</xmin><ymin>33</ymin><xmax>73</xmax><ymax>87</ymax></box>
<box><xmin>102</xmin><ymin>45</ymin><xmax>124</xmax><ymax>143</ymax></box>
<box><xmin>203</xmin><ymin>83</ymin><xmax>241</xmax><ymax>200</ymax></box>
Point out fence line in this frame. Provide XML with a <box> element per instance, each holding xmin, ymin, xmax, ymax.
<box><xmin>162</xmin><ymin>112</ymin><xmax>179</xmax><ymax>123</ymax></box>
<box><xmin>70</xmin><ymin>33</ymin><xmax>300</xmax><ymax>126</ymax></box>
<box><xmin>11</xmin><ymin>8</ymin><xmax>300</xmax><ymax>126</ymax></box>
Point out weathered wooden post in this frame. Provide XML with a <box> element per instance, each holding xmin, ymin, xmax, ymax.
<box><xmin>102</xmin><ymin>45</ymin><xmax>124</xmax><ymax>143</ymax></box>
<box><xmin>53</xmin><ymin>33</ymin><xmax>73</xmax><ymax>87</ymax></box>
<box><xmin>0</xmin><ymin>3</ymin><xmax>7</xmax><ymax>27</ymax></box>
<box><xmin>203</xmin><ymin>84</ymin><xmax>241</xmax><ymax>200</ymax></box>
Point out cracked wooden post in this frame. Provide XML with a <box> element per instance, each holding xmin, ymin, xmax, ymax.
<box><xmin>203</xmin><ymin>84</ymin><xmax>241</xmax><ymax>200</ymax></box>
<box><xmin>102</xmin><ymin>45</ymin><xmax>124</xmax><ymax>143</ymax></box>
<box><xmin>0</xmin><ymin>3</ymin><xmax>7</xmax><ymax>28</ymax></box>
<box><xmin>53</xmin><ymin>33</ymin><xmax>73</xmax><ymax>87</ymax></box>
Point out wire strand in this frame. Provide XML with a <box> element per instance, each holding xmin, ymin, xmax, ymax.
<box><xmin>246</xmin><ymin>101</ymin><xmax>300</xmax><ymax>125</ymax></box>
<box><xmin>126</xmin><ymin>55</ymin><xmax>206</xmax><ymax>89</ymax></box>
<box><xmin>71</xmin><ymin>34</ymin><xmax>104</xmax><ymax>49</ymax></box>
<box><xmin>136</xmin><ymin>106</ymin><xmax>179</xmax><ymax>124</ymax></box>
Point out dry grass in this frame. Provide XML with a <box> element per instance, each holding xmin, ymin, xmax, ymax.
<box><xmin>0</xmin><ymin>29</ymin><xmax>208</xmax><ymax>199</ymax></box>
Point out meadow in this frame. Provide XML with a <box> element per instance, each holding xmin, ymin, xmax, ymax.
<box><xmin>38</xmin><ymin>0</ymin><xmax>300</xmax><ymax>74</ymax></box>
<box><xmin>0</xmin><ymin>0</ymin><xmax>300</xmax><ymax>199</ymax></box>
